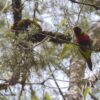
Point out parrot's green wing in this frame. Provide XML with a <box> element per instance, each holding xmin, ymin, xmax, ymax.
<box><xmin>79</xmin><ymin>47</ymin><xmax>92</xmax><ymax>70</ymax></box>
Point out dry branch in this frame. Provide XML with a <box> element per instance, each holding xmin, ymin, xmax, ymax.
<box><xmin>69</xmin><ymin>0</ymin><xmax>100</xmax><ymax>10</ymax></box>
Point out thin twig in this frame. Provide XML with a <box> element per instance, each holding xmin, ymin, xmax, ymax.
<box><xmin>48</xmin><ymin>63</ymin><xmax>66</xmax><ymax>100</ymax></box>
<box><xmin>76</xmin><ymin>0</ymin><xmax>85</xmax><ymax>25</ymax></box>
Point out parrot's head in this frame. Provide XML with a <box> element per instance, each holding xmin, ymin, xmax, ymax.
<box><xmin>73</xmin><ymin>27</ymin><xmax>82</xmax><ymax>36</ymax></box>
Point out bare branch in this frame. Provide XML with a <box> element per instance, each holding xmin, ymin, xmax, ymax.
<box><xmin>69</xmin><ymin>0</ymin><xmax>100</xmax><ymax>10</ymax></box>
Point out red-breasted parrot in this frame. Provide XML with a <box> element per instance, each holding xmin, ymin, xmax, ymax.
<box><xmin>73</xmin><ymin>27</ymin><xmax>92</xmax><ymax>71</ymax></box>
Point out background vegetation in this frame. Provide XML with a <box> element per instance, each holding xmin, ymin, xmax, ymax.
<box><xmin>0</xmin><ymin>0</ymin><xmax>100</xmax><ymax>100</ymax></box>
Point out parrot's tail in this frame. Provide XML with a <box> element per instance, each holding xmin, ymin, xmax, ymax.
<box><xmin>87</xmin><ymin>59</ymin><xmax>92</xmax><ymax>71</ymax></box>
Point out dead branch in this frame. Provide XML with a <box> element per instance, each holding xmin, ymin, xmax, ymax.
<box><xmin>69</xmin><ymin>0</ymin><xmax>100</xmax><ymax>10</ymax></box>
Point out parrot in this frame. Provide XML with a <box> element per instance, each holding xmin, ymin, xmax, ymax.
<box><xmin>73</xmin><ymin>26</ymin><xmax>92</xmax><ymax>71</ymax></box>
<box><xmin>11</xmin><ymin>19</ymin><xmax>42</xmax><ymax>35</ymax></box>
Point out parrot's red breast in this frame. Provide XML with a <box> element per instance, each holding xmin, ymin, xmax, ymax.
<box><xmin>75</xmin><ymin>33</ymin><xmax>91</xmax><ymax>46</ymax></box>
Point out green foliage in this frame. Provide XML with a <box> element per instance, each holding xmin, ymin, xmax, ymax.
<box><xmin>43</xmin><ymin>93</ymin><xmax>51</xmax><ymax>100</ymax></box>
<box><xmin>59</xmin><ymin>19</ymin><xmax>67</xmax><ymax>26</ymax></box>
<box><xmin>0</xmin><ymin>20</ymin><xmax>5</xmax><ymax>28</ymax></box>
<box><xmin>60</xmin><ymin>44</ymin><xmax>73</xmax><ymax>59</ymax></box>
<box><xmin>31</xmin><ymin>90</ymin><xmax>39</xmax><ymax>100</ymax></box>
<box><xmin>0</xmin><ymin>1</ymin><xmax>5</xmax><ymax>11</ymax></box>
<box><xmin>56</xmin><ymin>18</ymin><xmax>67</xmax><ymax>31</ymax></box>
<box><xmin>83</xmin><ymin>87</ymin><xmax>90</xmax><ymax>97</ymax></box>
<box><xmin>0</xmin><ymin>0</ymin><xmax>9</xmax><ymax>13</ymax></box>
